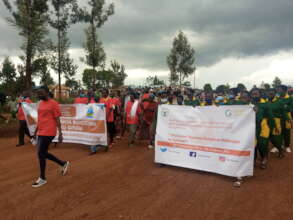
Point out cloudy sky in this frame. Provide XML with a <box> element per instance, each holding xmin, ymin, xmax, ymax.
<box><xmin>1</xmin><ymin>0</ymin><xmax>293</xmax><ymax>89</ymax></box>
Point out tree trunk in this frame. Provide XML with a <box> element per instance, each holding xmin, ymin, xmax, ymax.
<box><xmin>57</xmin><ymin>6</ymin><xmax>62</xmax><ymax>101</ymax></box>
<box><xmin>25</xmin><ymin>0</ymin><xmax>33</xmax><ymax>90</ymax></box>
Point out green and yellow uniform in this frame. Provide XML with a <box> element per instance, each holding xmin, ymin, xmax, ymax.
<box><xmin>200</xmin><ymin>100</ymin><xmax>216</xmax><ymax>106</ymax></box>
<box><xmin>267</xmin><ymin>97</ymin><xmax>286</xmax><ymax>151</ymax></box>
<box><xmin>279</xmin><ymin>94</ymin><xmax>292</xmax><ymax>148</ymax></box>
<box><xmin>253</xmin><ymin>99</ymin><xmax>275</xmax><ymax>159</ymax></box>
<box><xmin>184</xmin><ymin>98</ymin><xmax>200</xmax><ymax>107</ymax></box>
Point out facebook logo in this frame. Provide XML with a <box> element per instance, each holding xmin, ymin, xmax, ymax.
<box><xmin>189</xmin><ymin>152</ymin><xmax>197</xmax><ymax>158</ymax></box>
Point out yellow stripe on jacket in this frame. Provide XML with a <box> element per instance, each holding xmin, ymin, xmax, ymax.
<box><xmin>286</xmin><ymin>113</ymin><xmax>292</xmax><ymax>129</ymax></box>
<box><xmin>272</xmin><ymin>118</ymin><xmax>282</xmax><ymax>135</ymax></box>
<box><xmin>260</xmin><ymin>118</ymin><xmax>270</xmax><ymax>138</ymax></box>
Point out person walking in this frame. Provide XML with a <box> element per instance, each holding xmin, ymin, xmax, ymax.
<box><xmin>16</xmin><ymin>91</ymin><xmax>33</xmax><ymax>146</ymax></box>
<box><xmin>277</xmin><ymin>85</ymin><xmax>292</xmax><ymax>153</ymax></box>
<box><xmin>100</xmin><ymin>89</ymin><xmax>116</xmax><ymax>148</ymax></box>
<box><xmin>32</xmin><ymin>87</ymin><xmax>69</xmax><ymax>188</ymax></box>
<box><xmin>124</xmin><ymin>93</ymin><xmax>141</xmax><ymax>147</ymax></box>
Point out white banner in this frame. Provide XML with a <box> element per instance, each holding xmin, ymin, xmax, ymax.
<box><xmin>155</xmin><ymin>105</ymin><xmax>256</xmax><ymax>177</ymax></box>
<box><xmin>22</xmin><ymin>103</ymin><xmax>107</xmax><ymax>146</ymax></box>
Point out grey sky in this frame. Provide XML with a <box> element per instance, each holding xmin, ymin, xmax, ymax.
<box><xmin>1</xmin><ymin>0</ymin><xmax>293</xmax><ymax>88</ymax></box>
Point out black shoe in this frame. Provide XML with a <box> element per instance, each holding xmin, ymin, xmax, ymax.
<box><xmin>89</xmin><ymin>151</ymin><xmax>97</xmax><ymax>156</ymax></box>
<box><xmin>16</xmin><ymin>143</ymin><xmax>24</xmax><ymax>147</ymax></box>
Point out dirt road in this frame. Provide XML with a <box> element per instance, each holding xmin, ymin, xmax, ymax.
<box><xmin>0</xmin><ymin>125</ymin><xmax>293</xmax><ymax>220</ymax></box>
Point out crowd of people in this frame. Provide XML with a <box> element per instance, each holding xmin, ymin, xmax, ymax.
<box><xmin>1</xmin><ymin>84</ymin><xmax>293</xmax><ymax>187</ymax></box>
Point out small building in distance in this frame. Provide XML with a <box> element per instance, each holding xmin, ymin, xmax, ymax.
<box><xmin>48</xmin><ymin>85</ymin><xmax>70</xmax><ymax>99</ymax></box>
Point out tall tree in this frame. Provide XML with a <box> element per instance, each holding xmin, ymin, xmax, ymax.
<box><xmin>2</xmin><ymin>0</ymin><xmax>49</xmax><ymax>90</ymax></box>
<box><xmin>32</xmin><ymin>57</ymin><xmax>54</xmax><ymax>86</ymax></box>
<box><xmin>82</xmin><ymin>27</ymin><xmax>106</xmax><ymax>71</ymax></box>
<box><xmin>167</xmin><ymin>31</ymin><xmax>196</xmax><ymax>86</ymax></box>
<box><xmin>272</xmin><ymin>76</ymin><xmax>282</xmax><ymax>89</ymax></box>
<box><xmin>49</xmin><ymin>0</ymin><xmax>80</xmax><ymax>99</ymax></box>
<box><xmin>81</xmin><ymin>0</ymin><xmax>114</xmax><ymax>72</ymax></box>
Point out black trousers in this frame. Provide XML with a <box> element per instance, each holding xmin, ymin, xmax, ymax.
<box><xmin>18</xmin><ymin>120</ymin><xmax>32</xmax><ymax>144</ymax></box>
<box><xmin>107</xmin><ymin>122</ymin><xmax>116</xmax><ymax>144</ymax></box>
<box><xmin>37</xmin><ymin>136</ymin><xmax>65</xmax><ymax>180</ymax></box>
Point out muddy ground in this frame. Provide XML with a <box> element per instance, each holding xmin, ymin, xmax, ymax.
<box><xmin>0</xmin><ymin>123</ymin><xmax>293</xmax><ymax>220</ymax></box>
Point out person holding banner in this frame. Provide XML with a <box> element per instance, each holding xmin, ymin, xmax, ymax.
<box><xmin>250</xmin><ymin>88</ymin><xmax>275</xmax><ymax>169</ymax></box>
<box><xmin>100</xmin><ymin>89</ymin><xmax>116</xmax><ymax>148</ymax></box>
<box><xmin>111</xmin><ymin>91</ymin><xmax>123</xmax><ymax>139</ymax></box>
<box><xmin>32</xmin><ymin>87</ymin><xmax>69</xmax><ymax>188</ymax></box>
<box><xmin>16</xmin><ymin>91</ymin><xmax>33</xmax><ymax>147</ymax></box>
<box><xmin>139</xmin><ymin>94</ymin><xmax>158</xmax><ymax>148</ymax></box>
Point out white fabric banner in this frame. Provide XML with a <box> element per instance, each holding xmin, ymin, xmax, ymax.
<box><xmin>155</xmin><ymin>105</ymin><xmax>256</xmax><ymax>177</ymax></box>
<box><xmin>22</xmin><ymin>103</ymin><xmax>107</xmax><ymax>146</ymax></box>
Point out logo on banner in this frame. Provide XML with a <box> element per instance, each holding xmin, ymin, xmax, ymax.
<box><xmin>87</xmin><ymin>106</ymin><xmax>94</xmax><ymax>118</ymax></box>
<box><xmin>161</xmin><ymin>108</ymin><xmax>170</xmax><ymax>118</ymax></box>
<box><xmin>189</xmin><ymin>152</ymin><xmax>197</xmax><ymax>158</ymax></box>
<box><xmin>160</xmin><ymin>147</ymin><xmax>168</xmax><ymax>153</ymax></box>
<box><xmin>219</xmin><ymin>156</ymin><xmax>226</xmax><ymax>162</ymax></box>
<box><xmin>225</xmin><ymin>109</ymin><xmax>232</xmax><ymax>117</ymax></box>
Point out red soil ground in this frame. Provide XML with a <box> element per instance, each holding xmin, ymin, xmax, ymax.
<box><xmin>0</xmin><ymin>123</ymin><xmax>293</xmax><ymax>220</ymax></box>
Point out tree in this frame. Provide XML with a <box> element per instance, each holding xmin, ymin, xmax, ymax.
<box><xmin>146</xmin><ymin>76</ymin><xmax>154</xmax><ymax>86</ymax></box>
<box><xmin>237</xmin><ymin>83</ymin><xmax>246</xmax><ymax>91</ymax></box>
<box><xmin>3</xmin><ymin>0</ymin><xmax>50</xmax><ymax>90</ymax></box>
<box><xmin>146</xmin><ymin>75</ymin><xmax>164</xmax><ymax>86</ymax></box>
<box><xmin>82</xmin><ymin>68</ymin><xmax>114</xmax><ymax>89</ymax></box>
<box><xmin>82</xmin><ymin>26</ymin><xmax>106</xmax><ymax>71</ymax></box>
<box><xmin>153</xmin><ymin>76</ymin><xmax>165</xmax><ymax>86</ymax></box>
<box><xmin>0</xmin><ymin>57</ymin><xmax>17</xmax><ymax>84</ymax></box>
<box><xmin>169</xmin><ymin>71</ymin><xmax>179</xmax><ymax>85</ymax></box>
<box><xmin>32</xmin><ymin>57</ymin><xmax>54</xmax><ymax>86</ymax></box>
<box><xmin>167</xmin><ymin>31</ymin><xmax>196</xmax><ymax>86</ymax></box>
<box><xmin>264</xmin><ymin>83</ymin><xmax>270</xmax><ymax>90</ymax></box>
<box><xmin>49</xmin><ymin>0</ymin><xmax>80</xmax><ymax>99</ymax></box>
<box><xmin>216</xmin><ymin>84</ymin><xmax>229</xmax><ymax>93</ymax></box>
<box><xmin>182</xmin><ymin>81</ymin><xmax>191</xmax><ymax>87</ymax></box>
<box><xmin>81</xmin><ymin>0</ymin><xmax>114</xmax><ymax>71</ymax></box>
<box><xmin>65</xmin><ymin>78</ymin><xmax>79</xmax><ymax>91</ymax></box>
<box><xmin>203</xmin><ymin>83</ymin><xmax>213</xmax><ymax>92</ymax></box>
<box><xmin>82</xmin><ymin>68</ymin><xmax>98</xmax><ymax>89</ymax></box>
<box><xmin>272</xmin><ymin>77</ymin><xmax>282</xmax><ymax>89</ymax></box>
<box><xmin>0</xmin><ymin>57</ymin><xmax>17</xmax><ymax>95</ymax></box>
<box><xmin>110</xmin><ymin>60</ymin><xmax>127</xmax><ymax>87</ymax></box>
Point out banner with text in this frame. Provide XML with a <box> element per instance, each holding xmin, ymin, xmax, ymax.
<box><xmin>155</xmin><ymin>105</ymin><xmax>255</xmax><ymax>177</ymax></box>
<box><xmin>22</xmin><ymin>103</ymin><xmax>107</xmax><ymax>146</ymax></box>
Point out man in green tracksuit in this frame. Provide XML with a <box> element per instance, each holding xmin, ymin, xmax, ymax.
<box><xmin>277</xmin><ymin>85</ymin><xmax>292</xmax><ymax>153</ymax></box>
<box><xmin>250</xmin><ymin>88</ymin><xmax>275</xmax><ymax>169</ymax></box>
<box><xmin>267</xmin><ymin>89</ymin><xmax>285</xmax><ymax>158</ymax></box>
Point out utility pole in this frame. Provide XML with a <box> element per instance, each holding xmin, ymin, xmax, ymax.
<box><xmin>193</xmin><ymin>65</ymin><xmax>197</xmax><ymax>89</ymax></box>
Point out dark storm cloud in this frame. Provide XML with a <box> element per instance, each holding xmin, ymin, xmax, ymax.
<box><xmin>1</xmin><ymin>0</ymin><xmax>293</xmax><ymax>70</ymax></box>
